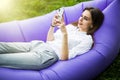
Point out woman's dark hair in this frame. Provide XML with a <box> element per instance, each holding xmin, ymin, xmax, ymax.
<box><xmin>72</xmin><ymin>7</ymin><xmax>104</xmax><ymax>35</ymax></box>
<box><xmin>84</xmin><ymin>7</ymin><xmax>104</xmax><ymax>35</ymax></box>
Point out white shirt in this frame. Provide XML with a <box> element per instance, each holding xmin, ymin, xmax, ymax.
<box><xmin>47</xmin><ymin>24</ymin><xmax>93</xmax><ymax>59</ymax></box>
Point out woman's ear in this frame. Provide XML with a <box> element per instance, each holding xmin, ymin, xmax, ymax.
<box><xmin>90</xmin><ymin>25</ymin><xmax>93</xmax><ymax>28</ymax></box>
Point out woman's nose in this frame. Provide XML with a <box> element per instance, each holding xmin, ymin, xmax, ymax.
<box><xmin>79</xmin><ymin>16</ymin><xmax>83</xmax><ymax>21</ymax></box>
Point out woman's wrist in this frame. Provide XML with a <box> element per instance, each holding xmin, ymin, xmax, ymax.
<box><xmin>51</xmin><ymin>24</ymin><xmax>56</xmax><ymax>27</ymax></box>
<box><xmin>60</xmin><ymin>25</ymin><xmax>67</xmax><ymax>34</ymax></box>
<box><xmin>61</xmin><ymin>28</ymin><xmax>68</xmax><ymax>39</ymax></box>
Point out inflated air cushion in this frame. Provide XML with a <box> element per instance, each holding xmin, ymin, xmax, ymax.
<box><xmin>0</xmin><ymin>0</ymin><xmax>120</xmax><ymax>80</ymax></box>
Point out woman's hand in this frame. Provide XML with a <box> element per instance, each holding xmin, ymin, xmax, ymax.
<box><xmin>52</xmin><ymin>14</ymin><xmax>67</xmax><ymax>34</ymax></box>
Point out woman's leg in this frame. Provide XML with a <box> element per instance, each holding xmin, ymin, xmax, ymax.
<box><xmin>0</xmin><ymin>42</ymin><xmax>31</xmax><ymax>53</ymax></box>
<box><xmin>0</xmin><ymin>50</ymin><xmax>58</xmax><ymax>70</ymax></box>
<box><xmin>0</xmin><ymin>41</ymin><xmax>58</xmax><ymax>70</ymax></box>
<box><xmin>0</xmin><ymin>52</ymin><xmax>40</xmax><ymax>70</ymax></box>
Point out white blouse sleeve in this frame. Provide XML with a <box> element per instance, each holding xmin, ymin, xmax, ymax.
<box><xmin>69</xmin><ymin>36</ymin><xmax>93</xmax><ymax>59</ymax></box>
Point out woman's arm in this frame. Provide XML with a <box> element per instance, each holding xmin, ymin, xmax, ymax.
<box><xmin>48</xmin><ymin>14</ymin><xmax>69</xmax><ymax>60</ymax></box>
<box><xmin>47</xmin><ymin>26</ymin><xmax>55</xmax><ymax>41</ymax></box>
<box><xmin>60</xmin><ymin>26</ymin><xmax>69</xmax><ymax>60</ymax></box>
<box><xmin>47</xmin><ymin>15</ymin><xmax>57</xmax><ymax>41</ymax></box>
<box><xmin>58</xmin><ymin>16</ymin><xmax>69</xmax><ymax>60</ymax></box>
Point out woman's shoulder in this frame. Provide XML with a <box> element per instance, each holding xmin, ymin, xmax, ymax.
<box><xmin>85</xmin><ymin>34</ymin><xmax>93</xmax><ymax>44</ymax></box>
<box><xmin>66</xmin><ymin>24</ymin><xmax>78</xmax><ymax>30</ymax></box>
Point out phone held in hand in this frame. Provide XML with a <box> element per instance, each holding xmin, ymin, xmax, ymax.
<box><xmin>57</xmin><ymin>7</ymin><xmax>64</xmax><ymax>21</ymax></box>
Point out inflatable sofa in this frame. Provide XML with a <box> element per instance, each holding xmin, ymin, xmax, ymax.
<box><xmin>0</xmin><ymin>0</ymin><xmax>120</xmax><ymax>80</ymax></box>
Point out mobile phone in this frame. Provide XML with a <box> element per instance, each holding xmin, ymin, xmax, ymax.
<box><xmin>57</xmin><ymin>7</ymin><xmax>64</xmax><ymax>20</ymax></box>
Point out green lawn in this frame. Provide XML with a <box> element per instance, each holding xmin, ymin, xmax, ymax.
<box><xmin>96</xmin><ymin>53</ymin><xmax>120</xmax><ymax>80</ymax></box>
<box><xmin>0</xmin><ymin>0</ymin><xmax>88</xmax><ymax>22</ymax></box>
<box><xmin>0</xmin><ymin>0</ymin><xmax>120</xmax><ymax>80</ymax></box>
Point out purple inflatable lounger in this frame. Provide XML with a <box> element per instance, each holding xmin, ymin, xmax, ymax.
<box><xmin>0</xmin><ymin>0</ymin><xmax>120</xmax><ymax>80</ymax></box>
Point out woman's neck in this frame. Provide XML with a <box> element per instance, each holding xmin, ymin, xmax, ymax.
<box><xmin>79</xmin><ymin>27</ymin><xmax>88</xmax><ymax>33</ymax></box>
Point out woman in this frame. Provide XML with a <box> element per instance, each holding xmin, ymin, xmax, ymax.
<box><xmin>0</xmin><ymin>7</ymin><xmax>104</xmax><ymax>70</ymax></box>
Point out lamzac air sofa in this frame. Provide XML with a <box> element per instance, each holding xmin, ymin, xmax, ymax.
<box><xmin>0</xmin><ymin>0</ymin><xmax>120</xmax><ymax>80</ymax></box>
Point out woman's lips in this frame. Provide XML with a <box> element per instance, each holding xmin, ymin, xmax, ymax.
<box><xmin>78</xmin><ymin>22</ymin><xmax>82</xmax><ymax>25</ymax></box>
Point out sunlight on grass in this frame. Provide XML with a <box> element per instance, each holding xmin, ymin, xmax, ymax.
<box><xmin>0</xmin><ymin>0</ymin><xmax>14</xmax><ymax>12</ymax></box>
<box><xmin>0</xmin><ymin>0</ymin><xmax>87</xmax><ymax>22</ymax></box>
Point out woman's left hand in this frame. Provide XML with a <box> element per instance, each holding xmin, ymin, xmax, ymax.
<box><xmin>56</xmin><ymin>14</ymin><xmax>67</xmax><ymax>34</ymax></box>
<box><xmin>52</xmin><ymin>14</ymin><xmax>65</xmax><ymax>27</ymax></box>
<box><xmin>52</xmin><ymin>13</ymin><xmax>67</xmax><ymax>34</ymax></box>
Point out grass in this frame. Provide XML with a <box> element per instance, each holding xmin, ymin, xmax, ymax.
<box><xmin>0</xmin><ymin>0</ymin><xmax>120</xmax><ymax>80</ymax></box>
<box><xmin>96</xmin><ymin>53</ymin><xmax>120</xmax><ymax>80</ymax></box>
<box><xmin>0</xmin><ymin>0</ymin><xmax>88</xmax><ymax>22</ymax></box>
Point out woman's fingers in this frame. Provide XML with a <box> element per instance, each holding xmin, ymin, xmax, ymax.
<box><xmin>54</xmin><ymin>14</ymin><xmax>59</xmax><ymax>19</ymax></box>
<box><xmin>52</xmin><ymin>13</ymin><xmax>65</xmax><ymax>27</ymax></box>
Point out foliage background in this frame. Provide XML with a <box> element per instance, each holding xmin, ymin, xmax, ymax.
<box><xmin>0</xmin><ymin>0</ymin><xmax>88</xmax><ymax>22</ymax></box>
<box><xmin>0</xmin><ymin>0</ymin><xmax>119</xmax><ymax>80</ymax></box>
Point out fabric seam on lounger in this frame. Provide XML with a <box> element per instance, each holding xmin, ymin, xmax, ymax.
<box><xmin>40</xmin><ymin>70</ymin><xmax>50</xmax><ymax>80</ymax></box>
<box><xmin>81</xmin><ymin>2</ymin><xmax>84</xmax><ymax>11</ymax></box>
<box><xmin>94</xmin><ymin>42</ymin><xmax>114</xmax><ymax>59</ymax></box>
<box><xmin>50</xmin><ymin>68</ymin><xmax>62</xmax><ymax>80</ymax></box>
<box><xmin>94</xmin><ymin>49</ymin><xmax>106</xmax><ymax>60</ymax></box>
<box><xmin>16</xmin><ymin>21</ymin><xmax>27</xmax><ymax>42</ymax></box>
<box><xmin>36</xmin><ymin>71</ymin><xmax>44</xmax><ymax>80</ymax></box>
<box><xmin>64</xmin><ymin>8</ymin><xmax>68</xmax><ymax>25</ymax></box>
<box><xmin>104</xmin><ymin>0</ymin><xmax>108</xmax><ymax>11</ymax></box>
<box><xmin>106</xmin><ymin>0</ymin><xmax>114</xmax><ymax>7</ymax></box>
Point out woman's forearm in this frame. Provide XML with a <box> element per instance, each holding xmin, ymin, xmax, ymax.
<box><xmin>47</xmin><ymin>26</ymin><xmax>55</xmax><ymax>41</ymax></box>
<box><xmin>60</xmin><ymin>32</ymin><xmax>69</xmax><ymax>60</ymax></box>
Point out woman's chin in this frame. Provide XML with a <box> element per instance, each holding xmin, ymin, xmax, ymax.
<box><xmin>77</xmin><ymin>24</ymin><xmax>80</xmax><ymax>27</ymax></box>
<box><xmin>78</xmin><ymin>24</ymin><xmax>82</xmax><ymax>28</ymax></box>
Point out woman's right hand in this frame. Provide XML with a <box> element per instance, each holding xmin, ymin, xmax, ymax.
<box><xmin>52</xmin><ymin>14</ymin><xmax>67</xmax><ymax>34</ymax></box>
<box><xmin>52</xmin><ymin>14</ymin><xmax>65</xmax><ymax>27</ymax></box>
<box><xmin>51</xmin><ymin>14</ymin><xmax>60</xmax><ymax>27</ymax></box>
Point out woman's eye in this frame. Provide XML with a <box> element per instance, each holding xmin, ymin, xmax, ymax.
<box><xmin>84</xmin><ymin>17</ymin><xmax>88</xmax><ymax>20</ymax></box>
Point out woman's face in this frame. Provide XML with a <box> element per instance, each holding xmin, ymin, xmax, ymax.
<box><xmin>78</xmin><ymin>10</ymin><xmax>93</xmax><ymax>32</ymax></box>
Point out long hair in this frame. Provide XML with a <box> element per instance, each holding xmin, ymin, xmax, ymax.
<box><xmin>72</xmin><ymin>7</ymin><xmax>104</xmax><ymax>35</ymax></box>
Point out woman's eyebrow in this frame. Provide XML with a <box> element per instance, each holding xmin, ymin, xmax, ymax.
<box><xmin>81</xmin><ymin>14</ymin><xmax>90</xmax><ymax>18</ymax></box>
<box><xmin>81</xmin><ymin>14</ymin><xmax>91</xmax><ymax>20</ymax></box>
<box><xmin>84</xmin><ymin>15</ymin><xmax>90</xmax><ymax>20</ymax></box>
